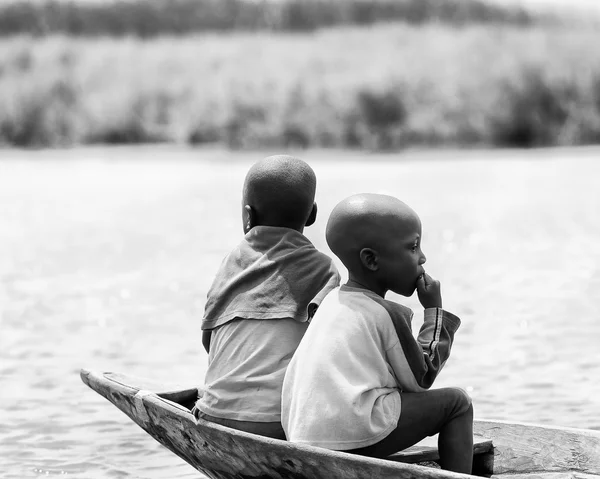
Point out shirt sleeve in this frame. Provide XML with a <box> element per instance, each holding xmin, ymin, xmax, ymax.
<box><xmin>386</xmin><ymin>307</ymin><xmax>461</xmax><ymax>391</ymax></box>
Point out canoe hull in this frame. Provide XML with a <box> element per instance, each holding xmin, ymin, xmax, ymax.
<box><xmin>82</xmin><ymin>369</ymin><xmax>475</xmax><ymax>479</ymax></box>
<box><xmin>81</xmin><ymin>369</ymin><xmax>600</xmax><ymax>479</ymax></box>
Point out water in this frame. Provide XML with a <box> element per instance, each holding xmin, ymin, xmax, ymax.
<box><xmin>1</xmin><ymin>146</ymin><xmax>599</xmax><ymax>478</ymax></box>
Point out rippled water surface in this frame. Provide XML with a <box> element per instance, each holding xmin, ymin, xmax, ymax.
<box><xmin>1</xmin><ymin>147</ymin><xmax>599</xmax><ymax>478</ymax></box>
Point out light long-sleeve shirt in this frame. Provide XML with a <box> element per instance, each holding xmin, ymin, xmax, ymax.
<box><xmin>281</xmin><ymin>285</ymin><xmax>460</xmax><ymax>450</ymax></box>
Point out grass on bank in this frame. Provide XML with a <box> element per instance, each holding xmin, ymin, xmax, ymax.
<box><xmin>1</xmin><ymin>23</ymin><xmax>600</xmax><ymax>149</ymax></box>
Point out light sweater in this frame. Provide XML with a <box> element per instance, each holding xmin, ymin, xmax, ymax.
<box><xmin>197</xmin><ymin>226</ymin><xmax>340</xmax><ymax>422</ymax></box>
<box><xmin>197</xmin><ymin>317</ymin><xmax>309</xmax><ymax>421</ymax></box>
<box><xmin>281</xmin><ymin>285</ymin><xmax>461</xmax><ymax>450</ymax></box>
<box><xmin>202</xmin><ymin>226</ymin><xmax>340</xmax><ymax>330</ymax></box>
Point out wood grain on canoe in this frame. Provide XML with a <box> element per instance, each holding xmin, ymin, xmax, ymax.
<box><xmin>474</xmin><ymin>420</ymin><xmax>600</xmax><ymax>476</ymax></box>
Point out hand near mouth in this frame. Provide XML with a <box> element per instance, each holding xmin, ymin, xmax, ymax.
<box><xmin>416</xmin><ymin>272</ymin><xmax>442</xmax><ymax>309</ymax></box>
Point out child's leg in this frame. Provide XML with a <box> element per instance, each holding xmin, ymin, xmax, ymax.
<box><xmin>437</xmin><ymin>394</ymin><xmax>473</xmax><ymax>473</ymax></box>
<box><xmin>347</xmin><ymin>387</ymin><xmax>473</xmax><ymax>474</ymax></box>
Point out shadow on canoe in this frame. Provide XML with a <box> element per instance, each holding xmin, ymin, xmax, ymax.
<box><xmin>80</xmin><ymin>369</ymin><xmax>600</xmax><ymax>479</ymax></box>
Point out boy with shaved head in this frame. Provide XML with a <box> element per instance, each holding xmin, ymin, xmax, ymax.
<box><xmin>194</xmin><ymin>155</ymin><xmax>340</xmax><ymax>440</ymax></box>
<box><xmin>282</xmin><ymin>193</ymin><xmax>473</xmax><ymax>473</ymax></box>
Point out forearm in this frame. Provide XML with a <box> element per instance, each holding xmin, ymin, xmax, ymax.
<box><xmin>388</xmin><ymin>308</ymin><xmax>460</xmax><ymax>391</ymax></box>
<box><xmin>415</xmin><ymin>308</ymin><xmax>461</xmax><ymax>385</ymax></box>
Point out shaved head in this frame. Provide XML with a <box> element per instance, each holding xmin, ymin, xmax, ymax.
<box><xmin>243</xmin><ymin>155</ymin><xmax>317</xmax><ymax>231</ymax></box>
<box><xmin>326</xmin><ymin>193</ymin><xmax>420</xmax><ymax>270</ymax></box>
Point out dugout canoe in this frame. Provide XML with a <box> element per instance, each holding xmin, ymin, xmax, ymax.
<box><xmin>80</xmin><ymin>369</ymin><xmax>600</xmax><ymax>479</ymax></box>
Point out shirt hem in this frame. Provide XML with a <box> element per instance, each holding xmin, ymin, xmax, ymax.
<box><xmin>202</xmin><ymin>313</ymin><xmax>308</xmax><ymax>330</ymax></box>
<box><xmin>194</xmin><ymin>402</ymin><xmax>281</xmax><ymax>422</ymax></box>
<box><xmin>290</xmin><ymin>421</ymin><xmax>398</xmax><ymax>451</ymax></box>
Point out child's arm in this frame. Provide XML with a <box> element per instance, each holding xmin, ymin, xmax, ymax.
<box><xmin>202</xmin><ymin>330</ymin><xmax>212</xmax><ymax>354</ymax></box>
<box><xmin>386</xmin><ymin>273</ymin><xmax>461</xmax><ymax>391</ymax></box>
<box><xmin>414</xmin><ymin>273</ymin><xmax>461</xmax><ymax>385</ymax></box>
<box><xmin>387</xmin><ymin>308</ymin><xmax>460</xmax><ymax>391</ymax></box>
<box><xmin>414</xmin><ymin>307</ymin><xmax>461</xmax><ymax>386</ymax></box>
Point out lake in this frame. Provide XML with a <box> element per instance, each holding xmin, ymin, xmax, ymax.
<box><xmin>1</xmin><ymin>146</ymin><xmax>599</xmax><ymax>478</ymax></box>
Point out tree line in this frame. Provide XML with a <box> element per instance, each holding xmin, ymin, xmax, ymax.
<box><xmin>0</xmin><ymin>0</ymin><xmax>533</xmax><ymax>37</ymax></box>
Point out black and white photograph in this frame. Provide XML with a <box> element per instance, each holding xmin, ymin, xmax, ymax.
<box><xmin>1</xmin><ymin>0</ymin><xmax>599</xmax><ymax>478</ymax></box>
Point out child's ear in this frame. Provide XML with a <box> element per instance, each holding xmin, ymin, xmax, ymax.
<box><xmin>359</xmin><ymin>248</ymin><xmax>379</xmax><ymax>271</ymax></box>
<box><xmin>305</xmin><ymin>202</ymin><xmax>317</xmax><ymax>227</ymax></box>
<box><xmin>243</xmin><ymin>205</ymin><xmax>255</xmax><ymax>234</ymax></box>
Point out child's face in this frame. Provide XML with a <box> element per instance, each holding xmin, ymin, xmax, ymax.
<box><xmin>378</xmin><ymin>214</ymin><xmax>426</xmax><ymax>297</ymax></box>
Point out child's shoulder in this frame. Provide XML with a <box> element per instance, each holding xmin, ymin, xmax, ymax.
<box><xmin>339</xmin><ymin>286</ymin><xmax>413</xmax><ymax>320</ymax></box>
<box><xmin>379</xmin><ymin>297</ymin><xmax>413</xmax><ymax>320</ymax></box>
<box><xmin>312</xmin><ymin>247</ymin><xmax>338</xmax><ymax>267</ymax></box>
<box><xmin>356</xmin><ymin>292</ymin><xmax>414</xmax><ymax>337</ymax></box>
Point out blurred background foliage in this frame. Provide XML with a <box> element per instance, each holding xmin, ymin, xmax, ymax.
<box><xmin>0</xmin><ymin>0</ymin><xmax>534</xmax><ymax>36</ymax></box>
<box><xmin>0</xmin><ymin>0</ymin><xmax>599</xmax><ymax>150</ymax></box>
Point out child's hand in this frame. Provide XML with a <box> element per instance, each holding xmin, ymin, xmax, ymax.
<box><xmin>416</xmin><ymin>273</ymin><xmax>442</xmax><ymax>309</ymax></box>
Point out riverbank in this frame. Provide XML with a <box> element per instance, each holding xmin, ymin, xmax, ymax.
<box><xmin>1</xmin><ymin>23</ymin><xmax>600</xmax><ymax>149</ymax></box>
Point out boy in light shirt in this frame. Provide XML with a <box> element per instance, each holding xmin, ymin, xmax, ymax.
<box><xmin>282</xmin><ymin>193</ymin><xmax>473</xmax><ymax>473</ymax></box>
<box><xmin>193</xmin><ymin>155</ymin><xmax>340</xmax><ymax>440</ymax></box>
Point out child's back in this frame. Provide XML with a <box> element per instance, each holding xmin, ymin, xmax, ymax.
<box><xmin>194</xmin><ymin>155</ymin><xmax>340</xmax><ymax>439</ymax></box>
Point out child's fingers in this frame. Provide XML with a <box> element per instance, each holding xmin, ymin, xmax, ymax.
<box><xmin>417</xmin><ymin>273</ymin><xmax>427</xmax><ymax>291</ymax></box>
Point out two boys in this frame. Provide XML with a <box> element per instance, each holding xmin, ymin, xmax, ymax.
<box><xmin>197</xmin><ymin>156</ymin><xmax>473</xmax><ymax>473</ymax></box>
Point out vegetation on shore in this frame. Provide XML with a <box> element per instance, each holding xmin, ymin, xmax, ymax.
<box><xmin>0</xmin><ymin>5</ymin><xmax>599</xmax><ymax>150</ymax></box>
<box><xmin>0</xmin><ymin>0</ymin><xmax>534</xmax><ymax>37</ymax></box>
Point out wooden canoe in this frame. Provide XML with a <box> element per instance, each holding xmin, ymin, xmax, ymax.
<box><xmin>80</xmin><ymin>369</ymin><xmax>600</xmax><ymax>479</ymax></box>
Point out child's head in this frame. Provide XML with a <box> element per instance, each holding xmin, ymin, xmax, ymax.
<box><xmin>326</xmin><ymin>193</ymin><xmax>426</xmax><ymax>298</ymax></box>
<box><xmin>242</xmin><ymin>155</ymin><xmax>317</xmax><ymax>233</ymax></box>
